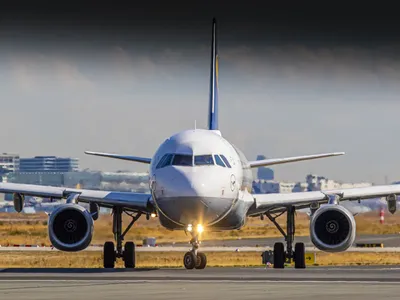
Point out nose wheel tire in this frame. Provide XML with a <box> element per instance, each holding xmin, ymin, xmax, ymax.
<box><xmin>195</xmin><ymin>252</ymin><xmax>207</xmax><ymax>269</ymax></box>
<box><xmin>103</xmin><ymin>241</ymin><xmax>116</xmax><ymax>268</ymax></box>
<box><xmin>184</xmin><ymin>251</ymin><xmax>197</xmax><ymax>269</ymax></box>
<box><xmin>123</xmin><ymin>242</ymin><xmax>136</xmax><ymax>268</ymax></box>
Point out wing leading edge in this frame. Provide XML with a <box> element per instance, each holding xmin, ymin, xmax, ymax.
<box><xmin>249</xmin><ymin>152</ymin><xmax>345</xmax><ymax>168</ymax></box>
<box><xmin>84</xmin><ymin>151</ymin><xmax>151</xmax><ymax>164</ymax></box>
<box><xmin>249</xmin><ymin>184</ymin><xmax>400</xmax><ymax>215</ymax></box>
<box><xmin>0</xmin><ymin>182</ymin><xmax>154</xmax><ymax>213</ymax></box>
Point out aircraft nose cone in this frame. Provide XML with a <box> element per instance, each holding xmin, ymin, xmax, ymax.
<box><xmin>154</xmin><ymin>167</ymin><xmax>234</xmax><ymax>226</ymax></box>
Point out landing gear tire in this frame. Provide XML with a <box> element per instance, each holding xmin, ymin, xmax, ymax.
<box><xmin>266</xmin><ymin>206</ymin><xmax>306</xmax><ymax>269</ymax></box>
<box><xmin>123</xmin><ymin>242</ymin><xmax>136</xmax><ymax>268</ymax></box>
<box><xmin>273</xmin><ymin>242</ymin><xmax>285</xmax><ymax>269</ymax></box>
<box><xmin>103</xmin><ymin>241</ymin><xmax>116</xmax><ymax>268</ymax></box>
<box><xmin>107</xmin><ymin>207</ymin><xmax>142</xmax><ymax>269</ymax></box>
<box><xmin>184</xmin><ymin>251</ymin><xmax>197</xmax><ymax>269</ymax></box>
<box><xmin>294</xmin><ymin>242</ymin><xmax>306</xmax><ymax>269</ymax></box>
<box><xmin>195</xmin><ymin>252</ymin><xmax>207</xmax><ymax>269</ymax></box>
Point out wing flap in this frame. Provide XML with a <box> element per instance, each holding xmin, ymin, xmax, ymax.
<box><xmin>249</xmin><ymin>152</ymin><xmax>345</xmax><ymax>168</ymax></box>
<box><xmin>0</xmin><ymin>182</ymin><xmax>153</xmax><ymax>213</ymax></box>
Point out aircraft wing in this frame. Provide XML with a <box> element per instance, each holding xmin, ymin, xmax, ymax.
<box><xmin>248</xmin><ymin>152</ymin><xmax>345</xmax><ymax>168</ymax></box>
<box><xmin>249</xmin><ymin>184</ymin><xmax>400</xmax><ymax>215</ymax></box>
<box><xmin>0</xmin><ymin>182</ymin><xmax>154</xmax><ymax>213</ymax></box>
<box><xmin>84</xmin><ymin>151</ymin><xmax>151</xmax><ymax>164</ymax></box>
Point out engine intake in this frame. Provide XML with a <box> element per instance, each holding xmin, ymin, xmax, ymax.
<box><xmin>310</xmin><ymin>204</ymin><xmax>356</xmax><ymax>252</ymax></box>
<box><xmin>48</xmin><ymin>204</ymin><xmax>94</xmax><ymax>251</ymax></box>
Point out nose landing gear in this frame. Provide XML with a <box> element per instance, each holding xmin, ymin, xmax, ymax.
<box><xmin>183</xmin><ymin>225</ymin><xmax>207</xmax><ymax>270</ymax></box>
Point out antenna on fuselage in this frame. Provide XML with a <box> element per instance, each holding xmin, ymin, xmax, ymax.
<box><xmin>194</xmin><ymin>120</ymin><xmax>197</xmax><ymax>130</ymax></box>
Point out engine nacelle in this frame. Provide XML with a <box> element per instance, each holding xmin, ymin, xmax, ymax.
<box><xmin>48</xmin><ymin>204</ymin><xmax>94</xmax><ymax>252</ymax></box>
<box><xmin>310</xmin><ymin>204</ymin><xmax>356</xmax><ymax>252</ymax></box>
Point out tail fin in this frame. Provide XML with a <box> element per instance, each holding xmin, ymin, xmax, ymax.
<box><xmin>208</xmin><ymin>18</ymin><xmax>219</xmax><ymax>130</ymax></box>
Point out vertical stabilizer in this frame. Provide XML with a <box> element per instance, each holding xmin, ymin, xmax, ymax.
<box><xmin>208</xmin><ymin>18</ymin><xmax>219</xmax><ymax>130</ymax></box>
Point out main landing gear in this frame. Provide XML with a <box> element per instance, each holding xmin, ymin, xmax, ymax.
<box><xmin>265</xmin><ymin>206</ymin><xmax>306</xmax><ymax>269</ymax></box>
<box><xmin>183</xmin><ymin>225</ymin><xmax>207</xmax><ymax>270</ymax></box>
<box><xmin>103</xmin><ymin>207</ymin><xmax>142</xmax><ymax>268</ymax></box>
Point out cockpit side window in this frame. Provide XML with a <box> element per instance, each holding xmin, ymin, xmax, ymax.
<box><xmin>161</xmin><ymin>154</ymin><xmax>173</xmax><ymax>168</ymax></box>
<box><xmin>194</xmin><ymin>155</ymin><xmax>214</xmax><ymax>166</ymax></box>
<box><xmin>220</xmin><ymin>155</ymin><xmax>231</xmax><ymax>168</ymax></box>
<box><xmin>156</xmin><ymin>154</ymin><xmax>168</xmax><ymax>169</ymax></box>
<box><xmin>156</xmin><ymin>154</ymin><xmax>174</xmax><ymax>169</ymax></box>
<box><xmin>214</xmin><ymin>155</ymin><xmax>226</xmax><ymax>167</ymax></box>
<box><xmin>172</xmin><ymin>154</ymin><xmax>193</xmax><ymax>166</ymax></box>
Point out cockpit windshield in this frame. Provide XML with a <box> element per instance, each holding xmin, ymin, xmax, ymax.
<box><xmin>194</xmin><ymin>155</ymin><xmax>214</xmax><ymax>166</ymax></box>
<box><xmin>156</xmin><ymin>153</ymin><xmax>229</xmax><ymax>169</ymax></box>
<box><xmin>172</xmin><ymin>154</ymin><xmax>193</xmax><ymax>166</ymax></box>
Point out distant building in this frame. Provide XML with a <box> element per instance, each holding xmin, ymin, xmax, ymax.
<box><xmin>0</xmin><ymin>153</ymin><xmax>20</xmax><ymax>172</ymax></box>
<box><xmin>252</xmin><ymin>180</ymin><xmax>299</xmax><ymax>194</ymax></box>
<box><xmin>252</xmin><ymin>174</ymin><xmax>372</xmax><ymax>194</ymax></box>
<box><xmin>8</xmin><ymin>172</ymin><xmax>65</xmax><ymax>187</ymax></box>
<box><xmin>292</xmin><ymin>182</ymin><xmax>309</xmax><ymax>192</ymax></box>
<box><xmin>306</xmin><ymin>174</ymin><xmax>372</xmax><ymax>191</ymax></box>
<box><xmin>19</xmin><ymin>156</ymin><xmax>79</xmax><ymax>173</ymax></box>
<box><xmin>256</xmin><ymin>155</ymin><xmax>274</xmax><ymax>180</ymax></box>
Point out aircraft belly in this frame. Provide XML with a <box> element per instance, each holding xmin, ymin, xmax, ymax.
<box><xmin>155</xmin><ymin>196</ymin><xmax>235</xmax><ymax>228</ymax></box>
<box><xmin>208</xmin><ymin>197</ymin><xmax>249</xmax><ymax>230</ymax></box>
<box><xmin>155</xmin><ymin>195</ymin><xmax>250</xmax><ymax>231</ymax></box>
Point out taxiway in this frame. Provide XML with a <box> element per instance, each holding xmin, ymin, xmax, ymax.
<box><xmin>0</xmin><ymin>266</ymin><xmax>400</xmax><ymax>299</ymax></box>
<box><xmin>161</xmin><ymin>234</ymin><xmax>400</xmax><ymax>248</ymax></box>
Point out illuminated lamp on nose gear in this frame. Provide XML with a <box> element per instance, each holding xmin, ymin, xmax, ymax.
<box><xmin>197</xmin><ymin>224</ymin><xmax>204</xmax><ymax>233</ymax></box>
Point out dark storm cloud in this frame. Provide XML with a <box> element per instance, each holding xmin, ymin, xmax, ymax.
<box><xmin>1</xmin><ymin>1</ymin><xmax>400</xmax><ymax>183</ymax></box>
<box><xmin>1</xmin><ymin>1</ymin><xmax>400</xmax><ymax>46</ymax></box>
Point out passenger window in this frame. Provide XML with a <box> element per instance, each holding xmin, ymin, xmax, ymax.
<box><xmin>220</xmin><ymin>155</ymin><xmax>231</xmax><ymax>168</ymax></box>
<box><xmin>172</xmin><ymin>154</ymin><xmax>193</xmax><ymax>166</ymax></box>
<box><xmin>214</xmin><ymin>155</ymin><xmax>226</xmax><ymax>167</ymax></box>
<box><xmin>194</xmin><ymin>155</ymin><xmax>214</xmax><ymax>166</ymax></box>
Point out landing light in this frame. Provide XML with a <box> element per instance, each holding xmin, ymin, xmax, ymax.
<box><xmin>197</xmin><ymin>224</ymin><xmax>204</xmax><ymax>233</ymax></box>
<box><xmin>187</xmin><ymin>224</ymin><xmax>193</xmax><ymax>232</ymax></box>
<box><xmin>151</xmin><ymin>213</ymin><xmax>157</xmax><ymax>218</ymax></box>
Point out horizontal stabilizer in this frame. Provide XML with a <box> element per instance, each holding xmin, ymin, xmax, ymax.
<box><xmin>249</xmin><ymin>152</ymin><xmax>345</xmax><ymax>168</ymax></box>
<box><xmin>84</xmin><ymin>151</ymin><xmax>151</xmax><ymax>164</ymax></box>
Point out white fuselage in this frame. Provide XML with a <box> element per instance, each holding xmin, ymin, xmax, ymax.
<box><xmin>149</xmin><ymin>129</ymin><xmax>254</xmax><ymax>230</ymax></box>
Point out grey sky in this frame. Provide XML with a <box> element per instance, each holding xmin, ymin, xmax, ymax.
<box><xmin>1</xmin><ymin>4</ymin><xmax>400</xmax><ymax>184</ymax></box>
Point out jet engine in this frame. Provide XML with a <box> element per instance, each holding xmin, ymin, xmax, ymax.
<box><xmin>310</xmin><ymin>204</ymin><xmax>356</xmax><ymax>252</ymax></box>
<box><xmin>48</xmin><ymin>204</ymin><xmax>94</xmax><ymax>251</ymax></box>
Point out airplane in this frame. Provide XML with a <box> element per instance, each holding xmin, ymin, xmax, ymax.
<box><xmin>1</xmin><ymin>18</ymin><xmax>400</xmax><ymax>270</ymax></box>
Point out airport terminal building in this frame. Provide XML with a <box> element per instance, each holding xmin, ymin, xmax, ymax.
<box><xmin>19</xmin><ymin>156</ymin><xmax>79</xmax><ymax>173</ymax></box>
<box><xmin>0</xmin><ymin>153</ymin><xmax>20</xmax><ymax>173</ymax></box>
